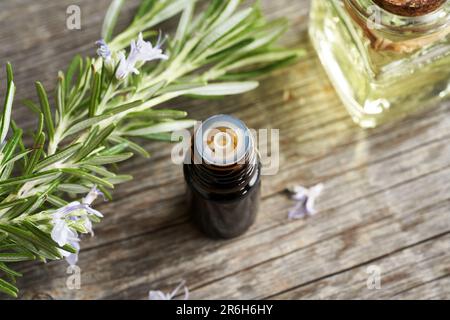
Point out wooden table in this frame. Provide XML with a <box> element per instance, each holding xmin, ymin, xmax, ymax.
<box><xmin>1</xmin><ymin>0</ymin><xmax>449</xmax><ymax>300</ymax></box>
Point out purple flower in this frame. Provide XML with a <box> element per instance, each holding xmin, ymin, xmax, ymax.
<box><xmin>53</xmin><ymin>201</ymin><xmax>103</xmax><ymax>219</ymax></box>
<box><xmin>51</xmin><ymin>216</ymin><xmax>79</xmax><ymax>247</ymax></box>
<box><xmin>95</xmin><ymin>39</ymin><xmax>112</xmax><ymax>62</ymax></box>
<box><xmin>149</xmin><ymin>280</ymin><xmax>189</xmax><ymax>300</ymax></box>
<box><xmin>62</xmin><ymin>240</ymin><xmax>80</xmax><ymax>266</ymax></box>
<box><xmin>82</xmin><ymin>185</ymin><xmax>105</xmax><ymax>206</ymax></box>
<box><xmin>116</xmin><ymin>32</ymin><xmax>168</xmax><ymax>80</ymax></box>
<box><xmin>51</xmin><ymin>186</ymin><xmax>105</xmax><ymax>265</ymax></box>
<box><xmin>287</xmin><ymin>183</ymin><xmax>324</xmax><ymax>219</ymax></box>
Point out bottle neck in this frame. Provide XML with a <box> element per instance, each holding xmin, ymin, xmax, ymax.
<box><xmin>188</xmin><ymin>144</ymin><xmax>259</xmax><ymax>198</ymax></box>
<box><xmin>372</xmin><ymin>0</ymin><xmax>447</xmax><ymax>17</ymax></box>
<box><xmin>186</xmin><ymin>114</ymin><xmax>260</xmax><ymax>200</ymax></box>
<box><xmin>343</xmin><ymin>0</ymin><xmax>450</xmax><ymax>52</ymax></box>
<box><xmin>346</xmin><ymin>0</ymin><xmax>449</xmax><ymax>35</ymax></box>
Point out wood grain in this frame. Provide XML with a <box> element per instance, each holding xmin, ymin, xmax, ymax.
<box><xmin>0</xmin><ymin>0</ymin><xmax>449</xmax><ymax>300</ymax></box>
<box><xmin>271</xmin><ymin>233</ymin><xmax>450</xmax><ymax>299</ymax></box>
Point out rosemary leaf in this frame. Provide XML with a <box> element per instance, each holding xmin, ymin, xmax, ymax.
<box><xmin>0</xmin><ymin>170</ymin><xmax>61</xmax><ymax>188</ymax></box>
<box><xmin>0</xmin><ymin>253</ymin><xmax>35</xmax><ymax>262</ymax></box>
<box><xmin>61</xmin><ymin>168</ymin><xmax>114</xmax><ymax>189</ymax></box>
<box><xmin>35</xmin><ymin>82</ymin><xmax>55</xmax><ymax>140</ymax></box>
<box><xmin>0</xmin><ymin>262</ymin><xmax>22</xmax><ymax>278</ymax></box>
<box><xmin>0</xmin><ymin>278</ymin><xmax>18</xmax><ymax>298</ymax></box>
<box><xmin>83</xmin><ymin>153</ymin><xmax>133</xmax><ymax>166</ymax></box>
<box><xmin>0</xmin><ymin>63</ymin><xmax>15</xmax><ymax>145</ymax></box>
<box><xmin>125</xmin><ymin>119</ymin><xmax>196</xmax><ymax>136</ymax></box>
<box><xmin>184</xmin><ymin>81</ymin><xmax>259</xmax><ymax>96</ymax></box>
<box><xmin>34</xmin><ymin>143</ymin><xmax>82</xmax><ymax>172</ymax></box>
<box><xmin>101</xmin><ymin>0</ymin><xmax>125</xmax><ymax>42</ymax></box>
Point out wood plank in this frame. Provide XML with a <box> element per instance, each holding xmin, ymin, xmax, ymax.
<box><xmin>271</xmin><ymin>234</ymin><xmax>450</xmax><ymax>299</ymax></box>
<box><xmin>1</xmin><ymin>0</ymin><xmax>448</xmax><ymax>252</ymax></box>
<box><xmin>392</xmin><ymin>276</ymin><xmax>449</xmax><ymax>300</ymax></box>
<box><xmin>188</xmin><ymin>204</ymin><xmax>450</xmax><ymax>299</ymax></box>
<box><xmin>12</xmin><ymin>163</ymin><xmax>450</xmax><ymax>299</ymax></box>
<box><xmin>71</xmin><ymin>100</ymin><xmax>450</xmax><ymax>250</ymax></box>
<box><xmin>20</xmin><ymin>54</ymin><xmax>448</xmax><ymax>251</ymax></box>
<box><xmin>1</xmin><ymin>0</ymin><xmax>449</xmax><ymax>300</ymax></box>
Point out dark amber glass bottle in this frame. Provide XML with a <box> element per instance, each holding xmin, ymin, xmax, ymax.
<box><xmin>183</xmin><ymin>115</ymin><xmax>261</xmax><ymax>239</ymax></box>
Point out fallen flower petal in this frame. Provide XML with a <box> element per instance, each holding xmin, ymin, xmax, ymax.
<box><xmin>149</xmin><ymin>280</ymin><xmax>189</xmax><ymax>300</ymax></box>
<box><xmin>149</xmin><ymin>290</ymin><xmax>169</xmax><ymax>300</ymax></box>
<box><xmin>288</xmin><ymin>185</ymin><xmax>308</xmax><ymax>201</ymax></box>
<box><xmin>305</xmin><ymin>183</ymin><xmax>324</xmax><ymax>215</ymax></box>
<box><xmin>288</xmin><ymin>202</ymin><xmax>307</xmax><ymax>220</ymax></box>
<box><xmin>287</xmin><ymin>183</ymin><xmax>324</xmax><ymax>219</ymax></box>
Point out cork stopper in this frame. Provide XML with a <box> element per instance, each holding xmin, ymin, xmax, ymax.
<box><xmin>372</xmin><ymin>0</ymin><xmax>446</xmax><ymax>16</ymax></box>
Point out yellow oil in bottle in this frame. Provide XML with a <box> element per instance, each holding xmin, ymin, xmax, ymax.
<box><xmin>309</xmin><ymin>0</ymin><xmax>450</xmax><ymax>128</ymax></box>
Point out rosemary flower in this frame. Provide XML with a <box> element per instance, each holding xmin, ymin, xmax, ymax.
<box><xmin>50</xmin><ymin>186</ymin><xmax>104</xmax><ymax>265</ymax></box>
<box><xmin>95</xmin><ymin>39</ymin><xmax>112</xmax><ymax>62</ymax></box>
<box><xmin>51</xmin><ymin>213</ymin><xmax>80</xmax><ymax>247</ymax></box>
<box><xmin>64</xmin><ymin>240</ymin><xmax>80</xmax><ymax>266</ymax></box>
<box><xmin>116</xmin><ymin>32</ymin><xmax>168</xmax><ymax>80</ymax></box>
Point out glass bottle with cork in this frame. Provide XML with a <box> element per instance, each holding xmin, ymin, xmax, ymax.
<box><xmin>309</xmin><ymin>0</ymin><xmax>450</xmax><ymax>128</ymax></box>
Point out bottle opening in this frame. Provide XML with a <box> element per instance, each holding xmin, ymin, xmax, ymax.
<box><xmin>194</xmin><ymin>114</ymin><xmax>253</xmax><ymax>166</ymax></box>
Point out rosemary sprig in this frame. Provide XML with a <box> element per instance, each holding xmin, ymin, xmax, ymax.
<box><xmin>0</xmin><ymin>0</ymin><xmax>304</xmax><ymax>297</ymax></box>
